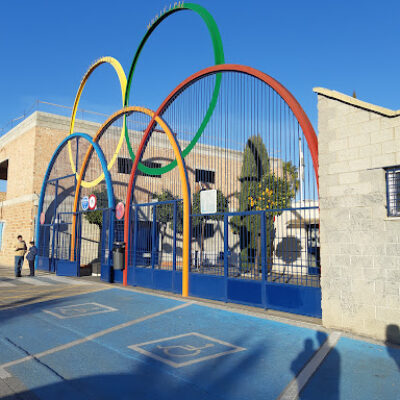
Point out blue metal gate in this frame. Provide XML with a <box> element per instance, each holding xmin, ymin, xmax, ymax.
<box><xmin>53</xmin><ymin>211</ymin><xmax>78</xmax><ymax>276</ymax></box>
<box><xmin>125</xmin><ymin>200</ymin><xmax>321</xmax><ymax>318</ymax></box>
<box><xmin>126</xmin><ymin>200</ymin><xmax>181</xmax><ymax>292</ymax></box>
<box><xmin>37</xmin><ymin>175</ymin><xmax>76</xmax><ymax>273</ymax></box>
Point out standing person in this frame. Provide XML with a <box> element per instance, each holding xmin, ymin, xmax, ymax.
<box><xmin>14</xmin><ymin>235</ymin><xmax>27</xmax><ymax>277</ymax></box>
<box><xmin>26</xmin><ymin>241</ymin><xmax>38</xmax><ymax>277</ymax></box>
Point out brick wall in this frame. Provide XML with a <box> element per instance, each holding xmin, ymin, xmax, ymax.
<box><xmin>316</xmin><ymin>88</ymin><xmax>400</xmax><ymax>343</ymax></box>
<box><xmin>0</xmin><ymin>201</ymin><xmax>35</xmax><ymax>264</ymax></box>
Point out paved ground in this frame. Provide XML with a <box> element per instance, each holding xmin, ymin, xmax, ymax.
<box><xmin>0</xmin><ymin>265</ymin><xmax>399</xmax><ymax>400</ymax></box>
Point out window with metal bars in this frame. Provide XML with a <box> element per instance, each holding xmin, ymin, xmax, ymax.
<box><xmin>386</xmin><ymin>166</ymin><xmax>400</xmax><ymax>217</ymax></box>
<box><xmin>195</xmin><ymin>169</ymin><xmax>215</xmax><ymax>184</ymax></box>
<box><xmin>117</xmin><ymin>157</ymin><xmax>161</xmax><ymax>178</ymax></box>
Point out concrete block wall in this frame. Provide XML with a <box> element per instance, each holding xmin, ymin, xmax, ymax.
<box><xmin>316</xmin><ymin>88</ymin><xmax>400</xmax><ymax>343</ymax></box>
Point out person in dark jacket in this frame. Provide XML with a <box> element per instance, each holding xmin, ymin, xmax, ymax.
<box><xmin>26</xmin><ymin>241</ymin><xmax>38</xmax><ymax>277</ymax></box>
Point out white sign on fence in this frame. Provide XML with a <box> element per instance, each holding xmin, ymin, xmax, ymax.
<box><xmin>200</xmin><ymin>189</ymin><xmax>217</xmax><ymax>214</ymax></box>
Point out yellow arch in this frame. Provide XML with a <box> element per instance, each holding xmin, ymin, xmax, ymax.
<box><xmin>68</xmin><ymin>56</ymin><xmax>127</xmax><ymax>188</ymax></box>
<box><xmin>71</xmin><ymin>106</ymin><xmax>190</xmax><ymax>297</ymax></box>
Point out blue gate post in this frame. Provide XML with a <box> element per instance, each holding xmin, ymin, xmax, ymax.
<box><xmin>260</xmin><ymin>211</ymin><xmax>267</xmax><ymax>308</ymax></box>
<box><xmin>108</xmin><ymin>208</ymin><xmax>114</xmax><ymax>273</ymax></box>
<box><xmin>100</xmin><ymin>209</ymin><xmax>113</xmax><ymax>282</ymax></box>
<box><xmin>224</xmin><ymin>214</ymin><xmax>229</xmax><ymax>302</ymax></box>
<box><xmin>54</xmin><ymin>212</ymin><xmax>59</xmax><ymax>263</ymax></box>
<box><xmin>172</xmin><ymin>200</ymin><xmax>177</xmax><ymax>291</ymax></box>
<box><xmin>132</xmin><ymin>207</ymin><xmax>138</xmax><ymax>284</ymax></box>
<box><xmin>73</xmin><ymin>138</ymin><xmax>79</xmax><ymax>269</ymax></box>
<box><xmin>151</xmin><ymin>204</ymin><xmax>157</xmax><ymax>270</ymax></box>
<box><xmin>75</xmin><ymin>212</ymin><xmax>82</xmax><ymax>277</ymax></box>
<box><xmin>50</xmin><ymin>180</ymin><xmax>59</xmax><ymax>273</ymax></box>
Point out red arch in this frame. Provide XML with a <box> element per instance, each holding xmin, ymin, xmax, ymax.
<box><xmin>123</xmin><ymin>64</ymin><xmax>318</xmax><ymax>286</ymax></box>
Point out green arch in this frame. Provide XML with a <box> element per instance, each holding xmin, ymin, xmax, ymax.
<box><xmin>124</xmin><ymin>2</ymin><xmax>225</xmax><ymax>175</ymax></box>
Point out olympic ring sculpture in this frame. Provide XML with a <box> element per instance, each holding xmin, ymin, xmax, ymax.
<box><xmin>69</xmin><ymin>106</ymin><xmax>191</xmax><ymax>295</ymax></box>
<box><xmin>123</xmin><ymin>2</ymin><xmax>225</xmax><ymax>175</ymax></box>
<box><xmin>68</xmin><ymin>57</ymin><xmax>127</xmax><ymax>188</ymax></box>
<box><xmin>35</xmin><ymin>132</ymin><xmax>115</xmax><ymax>256</ymax></box>
<box><xmin>37</xmin><ymin>3</ymin><xmax>319</xmax><ymax>297</ymax></box>
<box><xmin>67</xmin><ymin>2</ymin><xmax>224</xmax><ymax>188</ymax></box>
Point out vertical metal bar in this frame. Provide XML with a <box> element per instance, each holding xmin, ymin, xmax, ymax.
<box><xmin>73</xmin><ymin>137</ymin><xmax>79</xmax><ymax>269</ymax></box>
<box><xmin>261</xmin><ymin>211</ymin><xmax>267</xmax><ymax>308</ymax></box>
<box><xmin>385</xmin><ymin>169</ymin><xmax>390</xmax><ymax>217</ymax></box>
<box><xmin>76</xmin><ymin>212</ymin><xmax>81</xmax><ymax>277</ymax></box>
<box><xmin>55</xmin><ymin>212</ymin><xmax>60</xmax><ymax>262</ymax></box>
<box><xmin>172</xmin><ymin>200</ymin><xmax>177</xmax><ymax>291</ymax></box>
<box><xmin>108</xmin><ymin>209</ymin><xmax>114</xmax><ymax>270</ymax></box>
<box><xmin>224</xmin><ymin>213</ymin><xmax>229</xmax><ymax>302</ymax></box>
<box><xmin>151</xmin><ymin>204</ymin><xmax>157</xmax><ymax>270</ymax></box>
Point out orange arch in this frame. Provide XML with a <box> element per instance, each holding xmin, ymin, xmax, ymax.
<box><xmin>71</xmin><ymin>107</ymin><xmax>190</xmax><ymax>297</ymax></box>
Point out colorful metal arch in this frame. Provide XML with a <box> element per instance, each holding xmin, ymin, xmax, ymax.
<box><xmin>123</xmin><ymin>64</ymin><xmax>319</xmax><ymax>295</ymax></box>
<box><xmin>68</xmin><ymin>57</ymin><xmax>127</xmax><ymax>188</ymax></box>
<box><xmin>124</xmin><ymin>2</ymin><xmax>225</xmax><ymax>175</ymax></box>
<box><xmin>126</xmin><ymin>64</ymin><xmax>319</xmax><ymax>190</ymax></box>
<box><xmin>35</xmin><ymin>132</ymin><xmax>115</xmax><ymax>255</ymax></box>
<box><xmin>68</xmin><ymin>107</ymin><xmax>191</xmax><ymax>295</ymax></box>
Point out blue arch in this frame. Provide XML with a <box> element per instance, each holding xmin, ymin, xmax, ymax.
<box><xmin>35</xmin><ymin>132</ymin><xmax>115</xmax><ymax>247</ymax></box>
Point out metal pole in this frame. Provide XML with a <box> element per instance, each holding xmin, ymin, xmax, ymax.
<box><xmin>172</xmin><ymin>200</ymin><xmax>177</xmax><ymax>291</ymax></box>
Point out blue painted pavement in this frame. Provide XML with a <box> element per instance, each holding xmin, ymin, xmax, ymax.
<box><xmin>0</xmin><ymin>287</ymin><xmax>399</xmax><ymax>399</ymax></box>
<box><xmin>300</xmin><ymin>336</ymin><xmax>400</xmax><ymax>400</ymax></box>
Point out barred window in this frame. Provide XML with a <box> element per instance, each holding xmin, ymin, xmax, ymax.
<box><xmin>117</xmin><ymin>157</ymin><xmax>132</xmax><ymax>174</ymax></box>
<box><xmin>195</xmin><ymin>169</ymin><xmax>215</xmax><ymax>184</ymax></box>
<box><xmin>386</xmin><ymin>167</ymin><xmax>400</xmax><ymax>217</ymax></box>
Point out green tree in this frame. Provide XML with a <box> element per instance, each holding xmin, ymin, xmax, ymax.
<box><xmin>282</xmin><ymin>161</ymin><xmax>299</xmax><ymax>198</ymax></box>
<box><xmin>230</xmin><ymin>135</ymin><xmax>295</xmax><ymax>275</ymax></box>
<box><xmin>192</xmin><ymin>189</ymin><xmax>229</xmax><ymax>268</ymax></box>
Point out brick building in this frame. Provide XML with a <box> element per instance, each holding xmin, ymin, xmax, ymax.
<box><xmin>0</xmin><ymin>110</ymin><xmax>286</xmax><ymax>266</ymax></box>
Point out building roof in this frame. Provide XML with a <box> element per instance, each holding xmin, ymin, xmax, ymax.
<box><xmin>313</xmin><ymin>87</ymin><xmax>400</xmax><ymax>118</ymax></box>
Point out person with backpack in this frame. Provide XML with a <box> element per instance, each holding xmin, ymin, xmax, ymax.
<box><xmin>26</xmin><ymin>241</ymin><xmax>38</xmax><ymax>277</ymax></box>
<box><xmin>14</xmin><ymin>235</ymin><xmax>27</xmax><ymax>277</ymax></box>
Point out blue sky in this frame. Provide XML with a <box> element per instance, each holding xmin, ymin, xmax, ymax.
<box><xmin>0</xmin><ymin>0</ymin><xmax>399</xmax><ymax>134</ymax></box>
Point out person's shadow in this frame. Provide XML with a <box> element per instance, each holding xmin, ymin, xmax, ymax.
<box><xmin>386</xmin><ymin>324</ymin><xmax>400</xmax><ymax>371</ymax></box>
<box><xmin>290</xmin><ymin>332</ymin><xmax>340</xmax><ymax>399</ymax></box>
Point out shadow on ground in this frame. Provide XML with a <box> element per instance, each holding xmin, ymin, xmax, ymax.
<box><xmin>386</xmin><ymin>324</ymin><xmax>400</xmax><ymax>373</ymax></box>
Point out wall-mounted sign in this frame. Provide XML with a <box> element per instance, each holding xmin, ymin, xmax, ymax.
<box><xmin>116</xmin><ymin>202</ymin><xmax>125</xmax><ymax>220</ymax></box>
<box><xmin>89</xmin><ymin>194</ymin><xmax>97</xmax><ymax>210</ymax></box>
<box><xmin>81</xmin><ymin>196</ymin><xmax>89</xmax><ymax>211</ymax></box>
<box><xmin>200</xmin><ymin>189</ymin><xmax>217</xmax><ymax>214</ymax></box>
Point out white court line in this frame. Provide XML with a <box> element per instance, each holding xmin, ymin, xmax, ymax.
<box><xmin>277</xmin><ymin>331</ymin><xmax>341</xmax><ymax>400</ymax></box>
<box><xmin>18</xmin><ymin>277</ymin><xmax>53</xmax><ymax>286</ymax></box>
<box><xmin>41</xmin><ymin>275</ymin><xmax>95</xmax><ymax>285</ymax></box>
<box><xmin>0</xmin><ymin>302</ymin><xmax>191</xmax><ymax>378</ymax></box>
<box><xmin>0</xmin><ymin>281</ymin><xmax>15</xmax><ymax>287</ymax></box>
